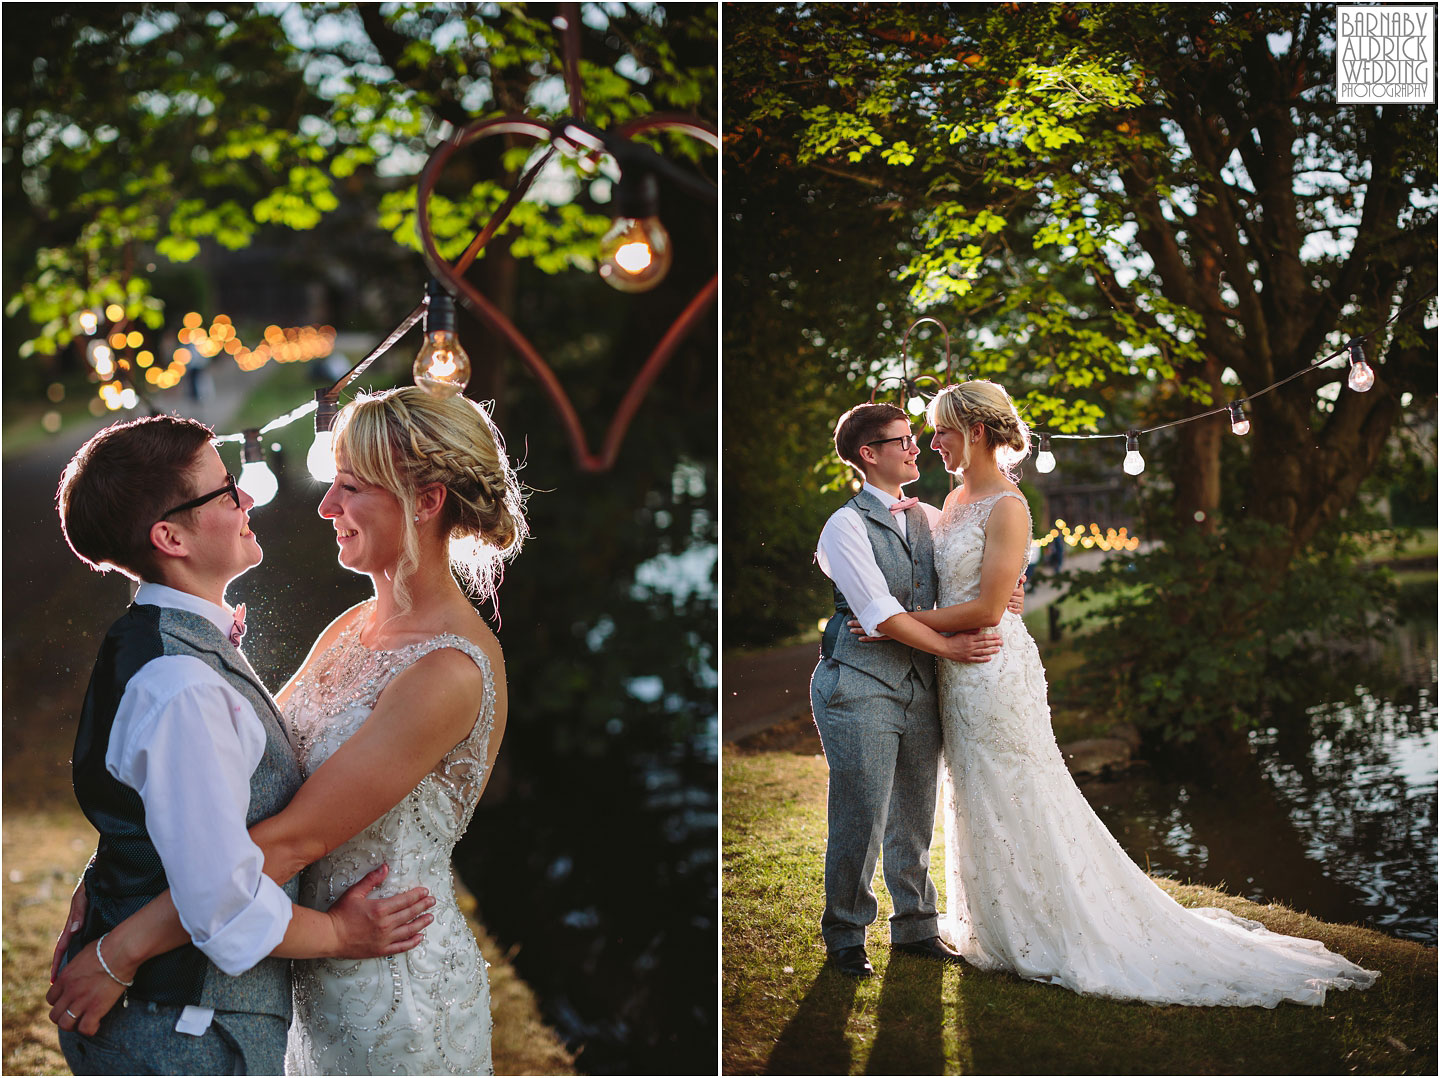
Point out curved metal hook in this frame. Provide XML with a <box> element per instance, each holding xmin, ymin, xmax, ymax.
<box><xmin>870</xmin><ymin>316</ymin><xmax>953</xmax><ymax>409</ymax></box>
<box><xmin>416</xmin><ymin>111</ymin><xmax>717</xmax><ymax>471</ymax></box>
<box><xmin>901</xmin><ymin>316</ymin><xmax>952</xmax><ymax>388</ymax></box>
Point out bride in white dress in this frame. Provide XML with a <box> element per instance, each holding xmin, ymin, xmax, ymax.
<box><xmin>278</xmin><ymin>386</ymin><xmax>523</xmax><ymax>1072</ymax></box>
<box><xmin>892</xmin><ymin>381</ymin><xmax>1377</xmax><ymax>1007</ymax></box>
<box><xmin>50</xmin><ymin>386</ymin><xmax>526</xmax><ymax>1072</ymax></box>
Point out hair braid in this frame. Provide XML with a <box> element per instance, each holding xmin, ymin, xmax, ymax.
<box><xmin>333</xmin><ymin>387</ymin><xmax>528</xmax><ymax>613</ymax></box>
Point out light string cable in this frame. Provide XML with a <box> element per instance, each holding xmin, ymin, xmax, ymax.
<box><xmin>1036</xmin><ymin>293</ymin><xmax>1434</xmax><ymax>447</ymax></box>
<box><xmin>881</xmin><ymin>293</ymin><xmax>1434</xmax><ymax>477</ymax></box>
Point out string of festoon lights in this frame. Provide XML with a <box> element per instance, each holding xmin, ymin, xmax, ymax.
<box><xmin>868</xmin><ymin>297</ymin><xmax>1432</xmax><ymax>552</ymax></box>
<box><xmin>876</xmin><ymin>295</ymin><xmax>1432</xmax><ymax>479</ymax></box>
<box><xmin>61</xmin><ymin>2</ymin><xmax>716</xmax><ymax>505</ymax></box>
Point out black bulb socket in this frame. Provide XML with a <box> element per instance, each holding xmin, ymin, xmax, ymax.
<box><xmin>315</xmin><ymin>389</ymin><xmax>340</xmax><ymax>433</ymax></box>
<box><xmin>242</xmin><ymin>429</ymin><xmax>264</xmax><ymax>464</ymax></box>
<box><xmin>425</xmin><ymin>279</ymin><xmax>458</xmax><ymax>335</ymax></box>
<box><xmin>614</xmin><ymin>170</ymin><xmax>660</xmax><ymax>220</ymax></box>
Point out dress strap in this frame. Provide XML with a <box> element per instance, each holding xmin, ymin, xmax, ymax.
<box><xmin>406</xmin><ymin>633</ymin><xmax>493</xmax><ymax>685</ymax></box>
<box><xmin>966</xmin><ymin>491</ymin><xmax>1033</xmax><ymax>579</ymax></box>
<box><xmin>992</xmin><ymin>489</ymin><xmax>1031</xmax><ymax>526</ymax></box>
<box><xmin>403</xmin><ymin>634</ymin><xmax>497</xmax><ymax>754</ymax></box>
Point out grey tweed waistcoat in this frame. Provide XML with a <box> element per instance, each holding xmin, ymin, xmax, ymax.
<box><xmin>821</xmin><ymin>490</ymin><xmax>938</xmax><ymax>690</ymax></box>
<box><xmin>70</xmin><ymin>604</ymin><xmax>301</xmax><ymax>1020</ymax></box>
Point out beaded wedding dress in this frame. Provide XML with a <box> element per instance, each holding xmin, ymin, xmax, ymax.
<box><xmin>934</xmin><ymin>490</ymin><xmax>1378</xmax><ymax>1006</ymax></box>
<box><xmin>283</xmin><ymin>606</ymin><xmax>495</xmax><ymax>1074</ymax></box>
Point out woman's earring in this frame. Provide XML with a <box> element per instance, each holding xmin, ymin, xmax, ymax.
<box><xmin>414</xmin><ymin>515</ymin><xmax>420</xmax><ymax>523</ymax></box>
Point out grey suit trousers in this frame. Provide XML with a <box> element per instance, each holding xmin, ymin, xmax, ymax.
<box><xmin>59</xmin><ymin>1001</ymin><xmax>286</xmax><ymax>1075</ymax></box>
<box><xmin>811</xmin><ymin>656</ymin><xmax>941</xmax><ymax>951</ymax></box>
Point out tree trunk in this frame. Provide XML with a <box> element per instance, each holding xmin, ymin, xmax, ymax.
<box><xmin>1244</xmin><ymin>349</ymin><xmax>1409</xmax><ymax>576</ymax></box>
<box><xmin>1171</xmin><ymin>356</ymin><xmax>1226</xmax><ymax>535</ymax></box>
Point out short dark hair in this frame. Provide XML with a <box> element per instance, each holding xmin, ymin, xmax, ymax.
<box><xmin>57</xmin><ymin>415</ymin><xmax>215</xmax><ymax>580</ymax></box>
<box><xmin>833</xmin><ymin>402</ymin><xmax>909</xmax><ymax>475</ymax></box>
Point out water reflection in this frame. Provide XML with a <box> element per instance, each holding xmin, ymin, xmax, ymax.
<box><xmin>454</xmin><ymin>724</ymin><xmax>717</xmax><ymax>1075</ymax></box>
<box><xmin>1080</xmin><ymin>621</ymin><xmax>1437</xmax><ymax>944</ymax></box>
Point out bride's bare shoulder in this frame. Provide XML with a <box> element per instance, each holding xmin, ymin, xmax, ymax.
<box><xmin>425</xmin><ymin>598</ymin><xmax>505</xmax><ymax>679</ymax></box>
<box><xmin>455</xmin><ymin>610</ymin><xmax>505</xmax><ymax>678</ymax></box>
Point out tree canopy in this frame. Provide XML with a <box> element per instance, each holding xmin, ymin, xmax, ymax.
<box><xmin>5</xmin><ymin>2</ymin><xmax>714</xmax><ymax>372</ymax></box>
<box><xmin>725</xmin><ymin>5</ymin><xmax>1434</xmax><ymax>535</ymax></box>
<box><xmin>724</xmin><ymin>3</ymin><xmax>1434</xmax><ymax>731</ymax></box>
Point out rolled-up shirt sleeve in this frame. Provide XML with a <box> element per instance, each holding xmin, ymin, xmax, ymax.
<box><xmin>107</xmin><ymin>656</ymin><xmax>293</xmax><ymax>976</ymax></box>
<box><xmin>816</xmin><ymin>509</ymin><xmax>907</xmax><ymax>637</ymax></box>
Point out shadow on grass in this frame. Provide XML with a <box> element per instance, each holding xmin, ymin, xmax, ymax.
<box><xmin>764</xmin><ymin>953</ymin><xmax>950</xmax><ymax>1076</ymax></box>
<box><xmin>765</xmin><ymin>965</ymin><xmax>860</xmax><ymax>1075</ymax></box>
<box><xmin>867</xmin><ymin>953</ymin><xmax>945</xmax><ymax>1075</ymax></box>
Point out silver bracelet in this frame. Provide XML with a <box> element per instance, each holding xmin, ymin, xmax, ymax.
<box><xmin>95</xmin><ymin>932</ymin><xmax>135</xmax><ymax>988</ymax></box>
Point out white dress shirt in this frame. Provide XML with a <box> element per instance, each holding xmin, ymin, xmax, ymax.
<box><xmin>107</xmin><ymin>582</ymin><xmax>293</xmax><ymax>997</ymax></box>
<box><xmin>815</xmin><ymin>482</ymin><xmax>943</xmax><ymax>637</ymax></box>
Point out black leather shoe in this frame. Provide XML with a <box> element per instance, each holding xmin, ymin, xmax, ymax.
<box><xmin>892</xmin><ymin>936</ymin><xmax>965</xmax><ymax>964</ymax></box>
<box><xmin>828</xmin><ymin>945</ymin><xmax>874</xmax><ymax>976</ymax></box>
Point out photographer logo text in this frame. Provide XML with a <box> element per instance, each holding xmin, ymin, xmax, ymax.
<box><xmin>1336</xmin><ymin>5</ymin><xmax>1435</xmax><ymax>103</ymax></box>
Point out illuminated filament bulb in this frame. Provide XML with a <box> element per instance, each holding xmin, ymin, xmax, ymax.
<box><xmin>1122</xmin><ymin>430</ymin><xmax>1145</xmax><ymax>475</ymax></box>
<box><xmin>1227</xmin><ymin>401</ymin><xmax>1250</xmax><ymax>436</ymax></box>
<box><xmin>413</xmin><ymin>281</ymin><xmax>471</xmax><ymax>397</ymax></box>
<box><xmin>1347</xmin><ymin>340</ymin><xmax>1375</xmax><ymax>392</ymax></box>
<box><xmin>599</xmin><ymin>171</ymin><xmax>672</xmax><ymax>293</ymax></box>
<box><xmin>239</xmin><ymin>429</ymin><xmax>279</xmax><ymax>508</ymax></box>
<box><xmin>1035</xmin><ymin>432</ymin><xmax>1056</xmax><ymax>474</ymax></box>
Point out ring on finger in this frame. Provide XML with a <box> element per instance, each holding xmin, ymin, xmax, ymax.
<box><xmin>65</xmin><ymin>1008</ymin><xmax>79</xmax><ymax>1019</ymax></box>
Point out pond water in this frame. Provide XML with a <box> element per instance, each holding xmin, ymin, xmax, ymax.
<box><xmin>1079</xmin><ymin>618</ymin><xmax>1437</xmax><ymax>944</ymax></box>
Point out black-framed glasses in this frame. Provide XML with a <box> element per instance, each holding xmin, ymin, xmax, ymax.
<box><xmin>866</xmin><ymin>434</ymin><xmax>916</xmax><ymax>451</ymax></box>
<box><xmin>159</xmin><ymin>473</ymin><xmax>240</xmax><ymax>520</ymax></box>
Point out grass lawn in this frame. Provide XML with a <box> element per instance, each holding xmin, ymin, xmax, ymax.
<box><xmin>722</xmin><ymin>750</ymin><xmax>1437</xmax><ymax>1076</ymax></box>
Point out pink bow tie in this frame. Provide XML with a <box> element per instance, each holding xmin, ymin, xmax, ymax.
<box><xmin>890</xmin><ymin>497</ymin><xmax>920</xmax><ymax>514</ymax></box>
<box><xmin>229</xmin><ymin>603</ymin><xmax>246</xmax><ymax>647</ymax></box>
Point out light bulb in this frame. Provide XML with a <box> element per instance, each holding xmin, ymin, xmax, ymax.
<box><xmin>240</xmin><ymin>459</ymin><xmax>279</xmax><ymax>507</ymax></box>
<box><xmin>1228</xmin><ymin>401</ymin><xmax>1250</xmax><ymax>436</ymax></box>
<box><xmin>413</xmin><ymin>280</ymin><xmax>471</xmax><ymax>397</ymax></box>
<box><xmin>307</xmin><ymin>428</ymin><xmax>337</xmax><ymax>483</ymax></box>
<box><xmin>413</xmin><ymin>329</ymin><xmax>472</xmax><ymax>397</ymax></box>
<box><xmin>1122</xmin><ymin>430</ymin><xmax>1145</xmax><ymax>475</ymax></box>
<box><xmin>599</xmin><ymin>169</ymin><xmax>671</xmax><ymax>293</ymax></box>
<box><xmin>1035</xmin><ymin>433</ymin><xmax>1056</xmax><ymax>474</ymax></box>
<box><xmin>598</xmin><ymin>216</ymin><xmax>672</xmax><ymax>293</ymax></box>
<box><xmin>1347</xmin><ymin>341</ymin><xmax>1374</xmax><ymax>392</ymax></box>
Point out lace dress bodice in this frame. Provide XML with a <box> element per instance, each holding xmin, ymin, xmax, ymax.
<box><xmin>933</xmin><ymin>491</ymin><xmax>1052</xmax><ymax>760</ymax></box>
<box><xmin>931</xmin><ymin>491</ymin><xmax>1377</xmax><ymax>1006</ymax></box>
<box><xmin>283</xmin><ymin>605</ymin><xmax>496</xmax><ymax>1075</ymax></box>
<box><xmin>934</xmin><ymin>490</ymin><xmax>1031</xmax><ymax>607</ymax></box>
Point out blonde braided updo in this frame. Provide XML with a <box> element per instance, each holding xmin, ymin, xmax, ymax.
<box><xmin>334</xmin><ymin>386</ymin><xmax>527</xmax><ymax>612</ymax></box>
<box><xmin>928</xmin><ymin>380</ymin><xmax>1031</xmax><ymax>476</ymax></box>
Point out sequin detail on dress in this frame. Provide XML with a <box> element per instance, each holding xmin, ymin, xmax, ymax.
<box><xmin>933</xmin><ymin>491</ymin><xmax>1378</xmax><ymax>1006</ymax></box>
<box><xmin>283</xmin><ymin>606</ymin><xmax>495</xmax><ymax>1074</ymax></box>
